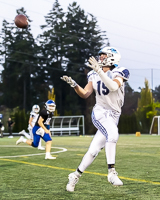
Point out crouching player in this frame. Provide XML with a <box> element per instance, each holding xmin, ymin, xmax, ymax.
<box><xmin>16</xmin><ymin>100</ymin><xmax>56</xmax><ymax>160</ymax></box>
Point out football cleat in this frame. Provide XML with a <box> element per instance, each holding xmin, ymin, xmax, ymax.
<box><xmin>66</xmin><ymin>172</ymin><xmax>80</xmax><ymax>192</ymax></box>
<box><xmin>45</xmin><ymin>155</ymin><xmax>56</xmax><ymax>159</ymax></box>
<box><xmin>107</xmin><ymin>168</ymin><xmax>123</xmax><ymax>186</ymax></box>
<box><xmin>16</xmin><ymin>136</ymin><xmax>24</xmax><ymax>145</ymax></box>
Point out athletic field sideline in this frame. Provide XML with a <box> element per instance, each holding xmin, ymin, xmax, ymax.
<box><xmin>0</xmin><ymin>135</ymin><xmax>160</xmax><ymax>200</ymax></box>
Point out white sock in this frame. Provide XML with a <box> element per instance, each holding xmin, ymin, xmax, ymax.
<box><xmin>46</xmin><ymin>152</ymin><xmax>50</xmax><ymax>157</ymax></box>
<box><xmin>105</xmin><ymin>142</ymin><xmax>116</xmax><ymax>164</ymax></box>
<box><xmin>22</xmin><ymin>138</ymin><xmax>27</xmax><ymax>143</ymax></box>
<box><xmin>23</xmin><ymin>131</ymin><xmax>31</xmax><ymax>139</ymax></box>
<box><xmin>75</xmin><ymin>170</ymin><xmax>82</xmax><ymax>178</ymax></box>
<box><xmin>38</xmin><ymin>139</ymin><xmax>42</xmax><ymax>148</ymax></box>
<box><xmin>108</xmin><ymin>168</ymin><xmax>115</xmax><ymax>173</ymax></box>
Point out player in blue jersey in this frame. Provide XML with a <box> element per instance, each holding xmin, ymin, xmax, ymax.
<box><xmin>16</xmin><ymin>100</ymin><xmax>56</xmax><ymax>159</ymax></box>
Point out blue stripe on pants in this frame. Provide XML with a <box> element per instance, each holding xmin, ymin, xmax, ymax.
<box><xmin>91</xmin><ymin>111</ymin><xmax>108</xmax><ymax>140</ymax></box>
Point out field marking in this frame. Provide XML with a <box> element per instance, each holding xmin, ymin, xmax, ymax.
<box><xmin>0</xmin><ymin>146</ymin><xmax>67</xmax><ymax>158</ymax></box>
<box><xmin>0</xmin><ymin>145</ymin><xmax>33</xmax><ymax>148</ymax></box>
<box><xmin>0</xmin><ymin>158</ymin><xmax>160</xmax><ymax>186</ymax></box>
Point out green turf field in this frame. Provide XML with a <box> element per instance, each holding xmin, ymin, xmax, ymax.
<box><xmin>0</xmin><ymin>134</ymin><xmax>160</xmax><ymax>200</ymax></box>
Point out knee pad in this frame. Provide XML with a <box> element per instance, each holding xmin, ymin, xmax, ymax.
<box><xmin>108</xmin><ymin>133</ymin><xmax>119</xmax><ymax>143</ymax></box>
<box><xmin>88</xmin><ymin>146</ymin><xmax>102</xmax><ymax>158</ymax></box>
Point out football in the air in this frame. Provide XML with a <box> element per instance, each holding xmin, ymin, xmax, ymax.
<box><xmin>14</xmin><ymin>14</ymin><xmax>28</xmax><ymax>28</ymax></box>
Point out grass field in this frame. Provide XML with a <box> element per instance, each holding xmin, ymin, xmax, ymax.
<box><xmin>0</xmin><ymin>134</ymin><xmax>160</xmax><ymax>200</ymax></box>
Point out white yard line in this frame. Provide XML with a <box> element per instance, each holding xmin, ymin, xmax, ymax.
<box><xmin>0</xmin><ymin>146</ymin><xmax>67</xmax><ymax>158</ymax></box>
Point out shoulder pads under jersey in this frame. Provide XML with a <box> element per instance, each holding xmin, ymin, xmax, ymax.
<box><xmin>112</xmin><ymin>67</ymin><xmax>130</xmax><ymax>81</ymax></box>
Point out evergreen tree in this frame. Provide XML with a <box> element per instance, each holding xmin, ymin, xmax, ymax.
<box><xmin>153</xmin><ymin>85</ymin><xmax>160</xmax><ymax>102</ymax></box>
<box><xmin>119</xmin><ymin>82</ymin><xmax>140</xmax><ymax>133</ymax></box>
<box><xmin>37</xmin><ymin>0</ymin><xmax>67</xmax><ymax>113</ymax></box>
<box><xmin>0</xmin><ymin>1</ymin><xmax>110</xmax><ymax>135</ymax></box>
<box><xmin>62</xmin><ymin>2</ymin><xmax>108</xmax><ymax>116</ymax></box>
<box><xmin>0</xmin><ymin>8</ymin><xmax>39</xmax><ymax>110</ymax></box>
<box><xmin>135</xmin><ymin>78</ymin><xmax>158</xmax><ymax>133</ymax></box>
<box><xmin>122</xmin><ymin>82</ymin><xmax>140</xmax><ymax>115</ymax></box>
<box><xmin>118</xmin><ymin>113</ymin><xmax>138</xmax><ymax>133</ymax></box>
<box><xmin>38</xmin><ymin>0</ymin><xmax>108</xmax><ymax>117</ymax></box>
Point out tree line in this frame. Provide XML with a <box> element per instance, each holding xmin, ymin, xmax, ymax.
<box><xmin>0</xmin><ymin>0</ymin><xmax>160</xmax><ymax>134</ymax></box>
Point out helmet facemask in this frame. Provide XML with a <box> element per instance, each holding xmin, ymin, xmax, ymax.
<box><xmin>47</xmin><ymin>105</ymin><xmax>56</xmax><ymax>112</ymax></box>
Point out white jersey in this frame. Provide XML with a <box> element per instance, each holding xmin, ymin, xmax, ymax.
<box><xmin>28</xmin><ymin>111</ymin><xmax>39</xmax><ymax>129</ymax></box>
<box><xmin>87</xmin><ymin>66</ymin><xmax>130</xmax><ymax>113</ymax></box>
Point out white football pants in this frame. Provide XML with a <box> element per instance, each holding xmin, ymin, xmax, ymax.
<box><xmin>78</xmin><ymin>105</ymin><xmax>120</xmax><ymax>172</ymax></box>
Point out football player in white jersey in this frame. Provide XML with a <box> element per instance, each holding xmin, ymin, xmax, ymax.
<box><xmin>18</xmin><ymin>105</ymin><xmax>45</xmax><ymax>150</ymax></box>
<box><xmin>61</xmin><ymin>46</ymin><xmax>130</xmax><ymax>192</ymax></box>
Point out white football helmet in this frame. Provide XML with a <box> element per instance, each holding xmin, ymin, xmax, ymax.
<box><xmin>98</xmin><ymin>47</ymin><xmax>121</xmax><ymax>67</ymax></box>
<box><xmin>45</xmin><ymin>100</ymin><xmax>56</xmax><ymax>112</ymax></box>
<box><xmin>32</xmin><ymin>105</ymin><xmax>40</xmax><ymax>114</ymax></box>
